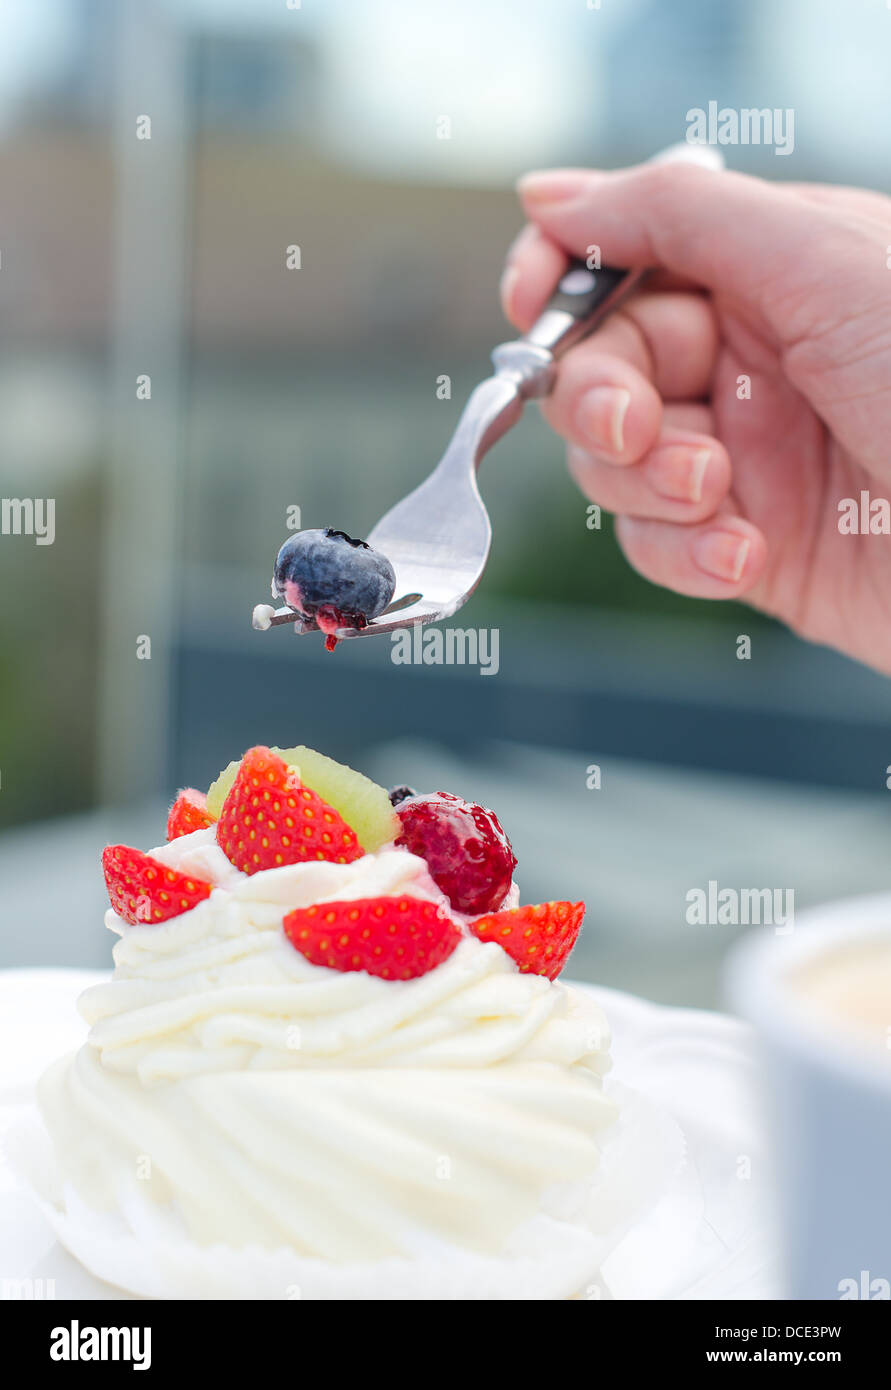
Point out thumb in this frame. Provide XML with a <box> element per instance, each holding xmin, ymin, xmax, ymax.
<box><xmin>517</xmin><ymin>161</ymin><xmax>878</xmax><ymax>349</ymax></box>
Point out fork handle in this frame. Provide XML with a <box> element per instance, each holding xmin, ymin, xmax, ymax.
<box><xmin>521</xmin><ymin>144</ymin><xmax>726</xmax><ymax>361</ymax></box>
<box><xmin>523</xmin><ymin>257</ymin><xmax>647</xmax><ymax>359</ymax></box>
<box><xmin>494</xmin><ymin>144</ymin><xmax>724</xmax><ymax>390</ymax></box>
<box><xmin>491</xmin><ymin>257</ymin><xmax>646</xmax><ymax>394</ymax></box>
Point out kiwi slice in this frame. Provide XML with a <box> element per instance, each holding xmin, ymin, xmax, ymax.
<box><xmin>205</xmin><ymin>745</ymin><xmax>399</xmax><ymax>852</ymax></box>
<box><xmin>205</xmin><ymin>760</ymin><xmax>241</xmax><ymax>820</ymax></box>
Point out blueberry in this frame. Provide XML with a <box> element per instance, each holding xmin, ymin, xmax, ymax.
<box><xmin>272</xmin><ymin>528</ymin><xmax>396</xmax><ymax>644</ymax></box>
<box><xmin>388</xmin><ymin>785</ymin><xmax>418</xmax><ymax>807</ymax></box>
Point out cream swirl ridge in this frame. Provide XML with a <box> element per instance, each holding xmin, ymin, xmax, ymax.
<box><xmin>38</xmin><ymin>829</ymin><xmax>619</xmax><ymax>1262</ymax></box>
<box><xmin>81</xmin><ymin>831</ymin><xmax>611</xmax><ymax>1086</ymax></box>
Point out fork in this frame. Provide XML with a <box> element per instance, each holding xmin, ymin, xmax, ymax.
<box><xmin>253</xmin><ymin>142</ymin><xmax>724</xmax><ymax>642</ymax></box>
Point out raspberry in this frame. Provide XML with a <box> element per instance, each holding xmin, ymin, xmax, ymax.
<box><xmin>395</xmin><ymin>791</ymin><xmax>517</xmax><ymax>916</ymax></box>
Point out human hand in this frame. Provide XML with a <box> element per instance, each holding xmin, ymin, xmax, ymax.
<box><xmin>501</xmin><ymin>160</ymin><xmax>891</xmax><ymax>674</ymax></box>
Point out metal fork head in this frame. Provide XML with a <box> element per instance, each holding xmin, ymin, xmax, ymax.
<box><xmin>253</xmin><ymin>144</ymin><xmax>726</xmax><ymax>645</ymax></box>
<box><xmin>256</xmin><ymin>366</ymin><xmax>536</xmax><ymax>642</ymax></box>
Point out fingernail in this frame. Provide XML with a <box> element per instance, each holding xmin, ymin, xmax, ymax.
<box><xmin>499</xmin><ymin>263</ymin><xmax>520</xmax><ymax>314</ymax></box>
<box><xmin>693</xmin><ymin>531</ymin><xmax>751</xmax><ymax>582</ymax></box>
<box><xmin>577</xmin><ymin>387</ymin><xmax>631</xmax><ymax>455</ymax></box>
<box><xmin>648</xmin><ymin>447</ymin><xmax>711</xmax><ymax>503</ymax></box>
<box><xmin>516</xmin><ymin>169</ymin><xmax>590</xmax><ymax>205</ymax></box>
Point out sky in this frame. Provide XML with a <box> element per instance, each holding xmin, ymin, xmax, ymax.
<box><xmin>0</xmin><ymin>0</ymin><xmax>76</xmax><ymax>115</ymax></box>
<box><xmin>0</xmin><ymin>0</ymin><xmax>889</xmax><ymax>186</ymax></box>
<box><xmin>0</xmin><ymin>0</ymin><xmax>615</xmax><ymax>181</ymax></box>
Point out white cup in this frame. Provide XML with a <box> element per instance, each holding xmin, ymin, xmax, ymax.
<box><xmin>726</xmin><ymin>892</ymin><xmax>891</xmax><ymax>1301</ymax></box>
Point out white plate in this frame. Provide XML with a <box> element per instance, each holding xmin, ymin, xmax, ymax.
<box><xmin>0</xmin><ymin>968</ymin><xmax>779</xmax><ymax>1300</ymax></box>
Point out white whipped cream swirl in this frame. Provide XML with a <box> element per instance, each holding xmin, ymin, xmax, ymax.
<box><xmin>38</xmin><ymin>830</ymin><xmax>617</xmax><ymax>1261</ymax></box>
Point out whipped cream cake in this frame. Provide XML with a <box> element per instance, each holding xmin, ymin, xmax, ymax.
<box><xmin>26</xmin><ymin>744</ymin><xmax>677</xmax><ymax>1298</ymax></box>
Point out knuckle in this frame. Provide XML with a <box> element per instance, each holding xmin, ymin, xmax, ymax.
<box><xmin>637</xmin><ymin>159</ymin><xmax>706</xmax><ymax>206</ymax></box>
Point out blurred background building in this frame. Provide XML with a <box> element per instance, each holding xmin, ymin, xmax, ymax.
<box><xmin>2</xmin><ymin>0</ymin><xmax>890</xmax><ymax>1004</ymax></box>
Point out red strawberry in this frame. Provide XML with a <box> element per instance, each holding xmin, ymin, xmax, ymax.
<box><xmin>283</xmin><ymin>895</ymin><xmax>460</xmax><ymax>981</ymax></box>
<box><xmin>102</xmin><ymin>844</ymin><xmax>212</xmax><ymax>926</ymax></box>
<box><xmin>470</xmin><ymin>900</ymin><xmax>584</xmax><ymax>980</ymax></box>
<box><xmin>166</xmin><ymin>787</ymin><xmax>215</xmax><ymax>841</ymax></box>
<box><xmin>216</xmin><ymin>746</ymin><xmax>363</xmax><ymax>875</ymax></box>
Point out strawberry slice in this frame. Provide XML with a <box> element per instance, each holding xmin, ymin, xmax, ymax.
<box><xmin>470</xmin><ymin>900</ymin><xmax>584</xmax><ymax>980</ymax></box>
<box><xmin>216</xmin><ymin>745</ymin><xmax>363</xmax><ymax>875</ymax></box>
<box><xmin>102</xmin><ymin>844</ymin><xmax>212</xmax><ymax>925</ymax></box>
<box><xmin>283</xmin><ymin>895</ymin><xmax>460</xmax><ymax>981</ymax></box>
<box><xmin>166</xmin><ymin>787</ymin><xmax>216</xmax><ymax>841</ymax></box>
